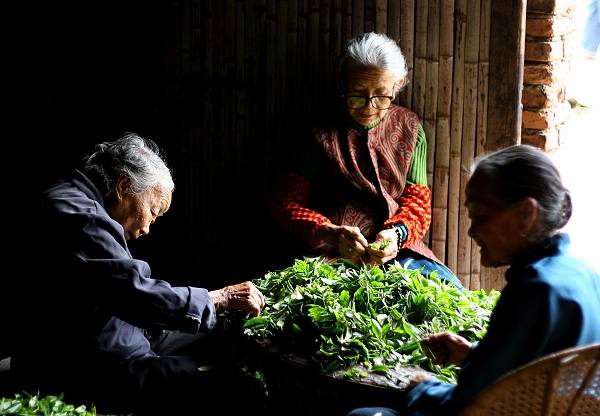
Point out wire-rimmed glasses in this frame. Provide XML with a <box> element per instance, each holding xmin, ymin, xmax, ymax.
<box><xmin>344</xmin><ymin>95</ymin><xmax>395</xmax><ymax>110</ymax></box>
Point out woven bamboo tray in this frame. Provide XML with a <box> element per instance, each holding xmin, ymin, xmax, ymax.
<box><xmin>248</xmin><ymin>337</ymin><xmax>434</xmax><ymax>416</ymax></box>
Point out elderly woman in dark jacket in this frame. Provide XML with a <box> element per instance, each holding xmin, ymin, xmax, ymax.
<box><xmin>11</xmin><ymin>133</ymin><xmax>265</xmax><ymax>415</ymax></box>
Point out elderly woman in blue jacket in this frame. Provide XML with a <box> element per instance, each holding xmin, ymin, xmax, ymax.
<box><xmin>348</xmin><ymin>145</ymin><xmax>600</xmax><ymax>416</ymax></box>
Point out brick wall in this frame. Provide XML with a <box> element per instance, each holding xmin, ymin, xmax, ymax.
<box><xmin>523</xmin><ymin>0</ymin><xmax>577</xmax><ymax>151</ymax></box>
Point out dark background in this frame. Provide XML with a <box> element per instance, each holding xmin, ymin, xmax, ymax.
<box><xmin>4</xmin><ymin>1</ymin><xmax>199</xmax><ymax>286</ymax></box>
<box><xmin>4</xmin><ymin>1</ymin><xmax>165</xmax><ymax>174</ymax></box>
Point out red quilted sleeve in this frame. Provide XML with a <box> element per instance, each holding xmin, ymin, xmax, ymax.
<box><xmin>383</xmin><ymin>184</ymin><xmax>431</xmax><ymax>248</ymax></box>
<box><xmin>269</xmin><ymin>173</ymin><xmax>331</xmax><ymax>244</ymax></box>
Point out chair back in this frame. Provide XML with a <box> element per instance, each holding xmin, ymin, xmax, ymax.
<box><xmin>458</xmin><ymin>342</ymin><xmax>600</xmax><ymax>416</ymax></box>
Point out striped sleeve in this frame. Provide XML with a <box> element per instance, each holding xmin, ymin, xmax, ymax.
<box><xmin>384</xmin><ymin>124</ymin><xmax>431</xmax><ymax>248</ymax></box>
<box><xmin>269</xmin><ymin>172</ymin><xmax>331</xmax><ymax>244</ymax></box>
<box><xmin>406</xmin><ymin>124</ymin><xmax>428</xmax><ymax>186</ymax></box>
<box><xmin>383</xmin><ymin>184</ymin><xmax>432</xmax><ymax>248</ymax></box>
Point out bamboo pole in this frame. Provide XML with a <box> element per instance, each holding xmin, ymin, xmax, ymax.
<box><xmin>455</xmin><ymin>0</ymin><xmax>481</xmax><ymax>287</ymax></box>
<box><xmin>181</xmin><ymin>0</ymin><xmax>192</xmax><ymax>165</ymax></box>
<box><xmin>178</xmin><ymin>0</ymin><xmax>194</xmax><ymax>261</ymax></box>
<box><xmin>352</xmin><ymin>0</ymin><xmax>365</xmax><ymax>38</ymax></box>
<box><xmin>458</xmin><ymin>59</ymin><xmax>477</xmax><ymax>286</ymax></box>
<box><xmin>216</xmin><ymin>0</ymin><xmax>230</xmax><ymax>253</ymax></box>
<box><xmin>375</xmin><ymin>0</ymin><xmax>387</xmax><ymax>33</ymax></box>
<box><xmin>399</xmin><ymin>0</ymin><xmax>415</xmax><ymax>109</ymax></box>
<box><xmin>297</xmin><ymin>1</ymin><xmax>308</xmax><ymax>110</ymax></box>
<box><xmin>223</xmin><ymin>0</ymin><xmax>237</xmax><ymax>202</ymax></box>
<box><xmin>319</xmin><ymin>0</ymin><xmax>331</xmax><ymax>95</ymax></box>
<box><xmin>276</xmin><ymin>0</ymin><xmax>287</xmax><ymax>119</ymax></box>
<box><xmin>246</xmin><ymin>0</ymin><xmax>266</xmax><ymax>201</ymax></box>
<box><xmin>431</xmin><ymin>114</ymin><xmax>450</xmax><ymax>261</ymax></box>
<box><xmin>265</xmin><ymin>0</ymin><xmax>277</xmax><ymax>205</ymax></box>
<box><xmin>431</xmin><ymin>0</ymin><xmax>455</xmax><ymax>267</ymax></box>
<box><xmin>364</xmin><ymin>0</ymin><xmax>375</xmax><ymax>33</ymax></box>
<box><xmin>188</xmin><ymin>0</ymin><xmax>199</xmax><ymax>197</ymax></box>
<box><xmin>447</xmin><ymin>0</ymin><xmax>466</xmax><ymax>275</ymax></box>
<box><xmin>413</xmin><ymin>1</ymin><xmax>427</xmax><ymax>122</ymax></box>
<box><xmin>331</xmin><ymin>0</ymin><xmax>342</xmax><ymax>98</ymax></box>
<box><xmin>470</xmin><ymin>0</ymin><xmax>492</xmax><ymax>291</ymax></box>
<box><xmin>477</xmin><ymin>0</ymin><xmax>491</xmax><ymax>157</ymax></box>
<box><xmin>387</xmin><ymin>0</ymin><xmax>401</xmax><ymax>42</ymax></box>
<box><xmin>341</xmin><ymin>0</ymin><xmax>352</xmax><ymax>49</ymax></box>
<box><xmin>287</xmin><ymin>0</ymin><xmax>299</xmax><ymax>120</ymax></box>
<box><xmin>421</xmin><ymin>0</ymin><xmax>440</xmax><ymax>247</ymax></box>
<box><xmin>225</xmin><ymin>0</ymin><xmax>235</xmax><ymax>79</ymax></box>
<box><xmin>235</xmin><ymin>0</ymin><xmax>247</xmax><ymax>190</ymax></box>
<box><xmin>308</xmin><ymin>0</ymin><xmax>319</xmax><ymax>107</ymax></box>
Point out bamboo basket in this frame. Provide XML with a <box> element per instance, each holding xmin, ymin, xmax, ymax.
<box><xmin>248</xmin><ymin>337</ymin><xmax>433</xmax><ymax>416</ymax></box>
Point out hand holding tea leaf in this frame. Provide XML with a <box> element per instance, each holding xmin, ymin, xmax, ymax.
<box><xmin>370</xmin><ymin>239</ymin><xmax>391</xmax><ymax>250</ymax></box>
<box><xmin>367</xmin><ymin>227</ymin><xmax>398</xmax><ymax>264</ymax></box>
<box><xmin>420</xmin><ymin>331</ymin><xmax>473</xmax><ymax>366</ymax></box>
<box><xmin>316</xmin><ymin>223</ymin><xmax>369</xmax><ymax>257</ymax></box>
<box><xmin>209</xmin><ymin>281</ymin><xmax>265</xmax><ymax>317</ymax></box>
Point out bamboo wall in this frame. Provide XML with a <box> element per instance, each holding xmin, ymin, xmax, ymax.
<box><xmin>3</xmin><ymin>0</ymin><xmax>526</xmax><ymax>293</ymax></box>
<box><xmin>159</xmin><ymin>0</ymin><xmax>525</xmax><ymax>291</ymax></box>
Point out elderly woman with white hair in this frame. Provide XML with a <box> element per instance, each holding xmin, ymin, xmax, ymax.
<box><xmin>270</xmin><ymin>32</ymin><xmax>463</xmax><ymax>288</ymax></box>
<box><xmin>10</xmin><ymin>133</ymin><xmax>265</xmax><ymax>415</ymax></box>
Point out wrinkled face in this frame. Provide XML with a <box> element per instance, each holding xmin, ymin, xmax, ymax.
<box><xmin>464</xmin><ymin>172</ymin><xmax>525</xmax><ymax>267</ymax></box>
<box><xmin>107</xmin><ymin>178</ymin><xmax>172</xmax><ymax>240</ymax></box>
<box><xmin>344</xmin><ymin>66</ymin><xmax>397</xmax><ymax>127</ymax></box>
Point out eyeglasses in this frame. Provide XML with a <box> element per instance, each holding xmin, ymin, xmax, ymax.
<box><xmin>344</xmin><ymin>95</ymin><xmax>395</xmax><ymax>110</ymax></box>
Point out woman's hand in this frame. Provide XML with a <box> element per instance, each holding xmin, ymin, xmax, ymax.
<box><xmin>367</xmin><ymin>228</ymin><xmax>398</xmax><ymax>264</ymax></box>
<box><xmin>316</xmin><ymin>223</ymin><xmax>369</xmax><ymax>257</ymax></box>
<box><xmin>209</xmin><ymin>281</ymin><xmax>265</xmax><ymax>317</ymax></box>
<box><xmin>420</xmin><ymin>331</ymin><xmax>473</xmax><ymax>366</ymax></box>
<box><xmin>406</xmin><ymin>372</ymin><xmax>432</xmax><ymax>391</ymax></box>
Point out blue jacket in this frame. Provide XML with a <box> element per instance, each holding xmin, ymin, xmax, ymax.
<box><xmin>402</xmin><ymin>233</ymin><xmax>600</xmax><ymax>416</ymax></box>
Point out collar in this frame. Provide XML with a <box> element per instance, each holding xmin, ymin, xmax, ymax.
<box><xmin>348</xmin><ymin>114</ymin><xmax>385</xmax><ymax>135</ymax></box>
<box><xmin>505</xmin><ymin>233</ymin><xmax>570</xmax><ymax>282</ymax></box>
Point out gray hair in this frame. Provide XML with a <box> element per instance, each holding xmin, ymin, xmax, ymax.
<box><xmin>338</xmin><ymin>32</ymin><xmax>409</xmax><ymax>95</ymax></box>
<box><xmin>470</xmin><ymin>145</ymin><xmax>572</xmax><ymax>236</ymax></box>
<box><xmin>83</xmin><ymin>132</ymin><xmax>175</xmax><ymax>195</ymax></box>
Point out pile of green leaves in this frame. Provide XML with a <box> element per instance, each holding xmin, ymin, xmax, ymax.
<box><xmin>243</xmin><ymin>258</ymin><xmax>500</xmax><ymax>383</ymax></box>
<box><xmin>0</xmin><ymin>392</ymin><xmax>99</xmax><ymax>416</ymax></box>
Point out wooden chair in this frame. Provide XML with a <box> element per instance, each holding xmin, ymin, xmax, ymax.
<box><xmin>458</xmin><ymin>342</ymin><xmax>600</xmax><ymax>416</ymax></box>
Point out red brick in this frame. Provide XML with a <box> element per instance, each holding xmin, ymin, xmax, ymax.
<box><xmin>521</xmin><ymin>128</ymin><xmax>560</xmax><ymax>151</ymax></box>
<box><xmin>525</xmin><ymin>40</ymin><xmax>564</xmax><ymax>62</ymax></box>
<box><xmin>522</xmin><ymin>101</ymin><xmax>571</xmax><ymax>130</ymax></box>
<box><xmin>523</xmin><ymin>61</ymin><xmax>570</xmax><ymax>85</ymax></box>
<box><xmin>523</xmin><ymin>108</ymin><xmax>552</xmax><ymax>130</ymax></box>
<box><xmin>526</xmin><ymin>14</ymin><xmax>575</xmax><ymax>37</ymax></box>
<box><xmin>522</xmin><ymin>84</ymin><xmax>561</xmax><ymax>108</ymax></box>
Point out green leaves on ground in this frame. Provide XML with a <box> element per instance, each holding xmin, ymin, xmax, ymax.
<box><xmin>1</xmin><ymin>392</ymin><xmax>97</xmax><ymax>416</ymax></box>
<box><xmin>243</xmin><ymin>257</ymin><xmax>500</xmax><ymax>382</ymax></box>
<box><xmin>0</xmin><ymin>392</ymin><xmax>129</xmax><ymax>416</ymax></box>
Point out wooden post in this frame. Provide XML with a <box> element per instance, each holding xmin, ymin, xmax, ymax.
<box><xmin>480</xmin><ymin>0</ymin><xmax>526</xmax><ymax>292</ymax></box>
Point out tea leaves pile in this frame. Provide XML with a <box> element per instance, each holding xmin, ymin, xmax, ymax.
<box><xmin>244</xmin><ymin>258</ymin><xmax>500</xmax><ymax>383</ymax></box>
